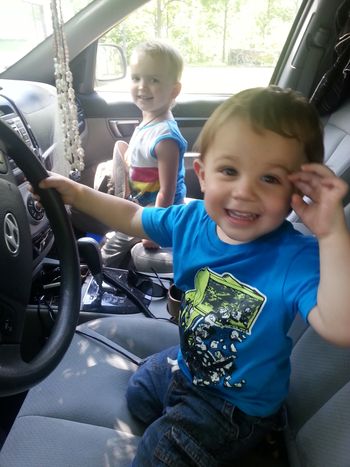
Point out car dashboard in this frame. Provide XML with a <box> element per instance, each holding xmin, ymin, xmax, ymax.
<box><xmin>0</xmin><ymin>79</ymin><xmax>86</xmax><ymax>274</ymax></box>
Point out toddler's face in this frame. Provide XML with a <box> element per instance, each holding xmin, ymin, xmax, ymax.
<box><xmin>129</xmin><ymin>52</ymin><xmax>179</xmax><ymax>115</ymax></box>
<box><xmin>194</xmin><ymin>117</ymin><xmax>306</xmax><ymax>244</ymax></box>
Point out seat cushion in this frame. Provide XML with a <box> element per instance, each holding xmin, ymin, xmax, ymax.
<box><xmin>0</xmin><ymin>415</ymin><xmax>139</xmax><ymax>467</ymax></box>
<box><xmin>0</xmin><ymin>315</ymin><xmax>180</xmax><ymax>467</ymax></box>
<box><xmin>284</xmin><ymin>325</ymin><xmax>350</xmax><ymax>467</ymax></box>
<box><xmin>17</xmin><ymin>331</ymin><xmax>143</xmax><ymax>435</ymax></box>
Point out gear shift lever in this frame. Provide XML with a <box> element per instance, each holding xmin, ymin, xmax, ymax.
<box><xmin>77</xmin><ymin>237</ymin><xmax>103</xmax><ymax>292</ymax></box>
<box><xmin>78</xmin><ymin>237</ymin><xmax>154</xmax><ymax>317</ymax></box>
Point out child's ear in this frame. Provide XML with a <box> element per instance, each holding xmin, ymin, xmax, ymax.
<box><xmin>193</xmin><ymin>158</ymin><xmax>205</xmax><ymax>192</ymax></box>
<box><xmin>171</xmin><ymin>82</ymin><xmax>182</xmax><ymax>99</ymax></box>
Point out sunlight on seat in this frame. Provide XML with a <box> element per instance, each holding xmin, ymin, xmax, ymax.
<box><xmin>87</xmin><ymin>355</ymin><xmax>98</xmax><ymax>367</ymax></box>
<box><xmin>106</xmin><ymin>354</ymin><xmax>136</xmax><ymax>370</ymax></box>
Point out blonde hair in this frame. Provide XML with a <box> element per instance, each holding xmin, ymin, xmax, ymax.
<box><xmin>131</xmin><ymin>40</ymin><xmax>183</xmax><ymax>83</ymax></box>
<box><xmin>195</xmin><ymin>86</ymin><xmax>324</xmax><ymax>163</ymax></box>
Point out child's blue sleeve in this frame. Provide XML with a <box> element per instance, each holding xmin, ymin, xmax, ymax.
<box><xmin>283</xmin><ymin>241</ymin><xmax>320</xmax><ymax>323</ymax></box>
<box><xmin>141</xmin><ymin>204</ymin><xmax>185</xmax><ymax>247</ymax></box>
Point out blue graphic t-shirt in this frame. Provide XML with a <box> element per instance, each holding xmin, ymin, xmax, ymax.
<box><xmin>142</xmin><ymin>200</ymin><xmax>320</xmax><ymax>416</ymax></box>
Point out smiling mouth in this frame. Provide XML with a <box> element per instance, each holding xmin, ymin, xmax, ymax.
<box><xmin>226</xmin><ymin>209</ymin><xmax>259</xmax><ymax>221</ymax></box>
<box><xmin>138</xmin><ymin>95</ymin><xmax>153</xmax><ymax>101</ymax></box>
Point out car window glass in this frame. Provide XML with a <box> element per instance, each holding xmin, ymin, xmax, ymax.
<box><xmin>95</xmin><ymin>0</ymin><xmax>303</xmax><ymax>96</ymax></box>
<box><xmin>0</xmin><ymin>0</ymin><xmax>94</xmax><ymax>73</ymax></box>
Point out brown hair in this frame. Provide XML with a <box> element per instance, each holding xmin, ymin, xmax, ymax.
<box><xmin>195</xmin><ymin>86</ymin><xmax>324</xmax><ymax>163</ymax></box>
<box><xmin>131</xmin><ymin>40</ymin><xmax>183</xmax><ymax>83</ymax></box>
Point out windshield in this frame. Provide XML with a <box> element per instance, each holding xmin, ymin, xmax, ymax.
<box><xmin>0</xmin><ymin>0</ymin><xmax>94</xmax><ymax>73</ymax></box>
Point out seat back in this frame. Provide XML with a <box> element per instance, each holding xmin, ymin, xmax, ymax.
<box><xmin>285</xmin><ymin>97</ymin><xmax>350</xmax><ymax>466</ymax></box>
<box><xmin>285</xmin><ymin>324</ymin><xmax>350</xmax><ymax>467</ymax></box>
<box><xmin>288</xmin><ymin>97</ymin><xmax>350</xmax><ymax>227</ymax></box>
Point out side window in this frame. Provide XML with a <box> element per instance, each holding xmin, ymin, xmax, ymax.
<box><xmin>95</xmin><ymin>0</ymin><xmax>303</xmax><ymax>96</ymax></box>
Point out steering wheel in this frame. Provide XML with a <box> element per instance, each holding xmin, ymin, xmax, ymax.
<box><xmin>0</xmin><ymin>119</ymin><xmax>81</xmax><ymax>396</ymax></box>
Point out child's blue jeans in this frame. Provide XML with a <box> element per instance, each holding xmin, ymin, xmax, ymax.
<box><xmin>126</xmin><ymin>345</ymin><xmax>285</xmax><ymax>466</ymax></box>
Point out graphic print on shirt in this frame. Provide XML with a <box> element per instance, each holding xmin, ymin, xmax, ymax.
<box><xmin>125</xmin><ymin>144</ymin><xmax>160</xmax><ymax>200</ymax></box>
<box><xmin>180</xmin><ymin>268</ymin><xmax>266</xmax><ymax>388</ymax></box>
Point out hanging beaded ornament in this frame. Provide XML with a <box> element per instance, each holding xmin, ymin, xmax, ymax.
<box><xmin>50</xmin><ymin>0</ymin><xmax>85</xmax><ymax>175</ymax></box>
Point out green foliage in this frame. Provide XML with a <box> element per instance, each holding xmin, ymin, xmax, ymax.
<box><xmin>102</xmin><ymin>0</ymin><xmax>302</xmax><ymax>65</ymax></box>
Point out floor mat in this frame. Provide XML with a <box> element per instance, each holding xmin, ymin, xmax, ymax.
<box><xmin>0</xmin><ymin>392</ymin><xmax>27</xmax><ymax>448</ymax></box>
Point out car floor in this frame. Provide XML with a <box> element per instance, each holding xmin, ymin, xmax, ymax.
<box><xmin>0</xmin><ymin>393</ymin><xmax>26</xmax><ymax>450</ymax></box>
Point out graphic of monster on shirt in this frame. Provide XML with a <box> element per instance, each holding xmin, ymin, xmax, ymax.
<box><xmin>180</xmin><ymin>268</ymin><xmax>266</xmax><ymax>389</ymax></box>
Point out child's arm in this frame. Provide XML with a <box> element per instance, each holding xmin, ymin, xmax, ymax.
<box><xmin>38</xmin><ymin>173</ymin><xmax>148</xmax><ymax>239</ymax></box>
<box><xmin>289</xmin><ymin>164</ymin><xmax>350</xmax><ymax>346</ymax></box>
<box><xmin>155</xmin><ymin>139</ymin><xmax>180</xmax><ymax>207</ymax></box>
<box><xmin>142</xmin><ymin>139</ymin><xmax>180</xmax><ymax>249</ymax></box>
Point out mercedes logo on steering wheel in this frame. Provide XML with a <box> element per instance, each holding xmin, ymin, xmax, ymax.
<box><xmin>4</xmin><ymin>212</ymin><xmax>20</xmax><ymax>255</ymax></box>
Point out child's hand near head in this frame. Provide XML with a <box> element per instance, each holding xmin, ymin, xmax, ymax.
<box><xmin>289</xmin><ymin>163</ymin><xmax>349</xmax><ymax>239</ymax></box>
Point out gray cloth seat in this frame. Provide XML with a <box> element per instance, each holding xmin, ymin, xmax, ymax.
<box><xmin>0</xmin><ymin>315</ymin><xmax>180</xmax><ymax>467</ymax></box>
<box><xmin>2</xmin><ymin>312</ymin><xmax>350</xmax><ymax>466</ymax></box>
<box><xmin>285</xmin><ymin>326</ymin><xmax>350</xmax><ymax>467</ymax></box>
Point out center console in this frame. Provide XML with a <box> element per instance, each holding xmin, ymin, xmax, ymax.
<box><xmin>29</xmin><ymin>253</ymin><xmax>171</xmax><ymax>326</ymax></box>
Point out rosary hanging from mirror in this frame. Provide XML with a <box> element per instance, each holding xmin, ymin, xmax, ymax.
<box><xmin>50</xmin><ymin>0</ymin><xmax>85</xmax><ymax>177</ymax></box>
